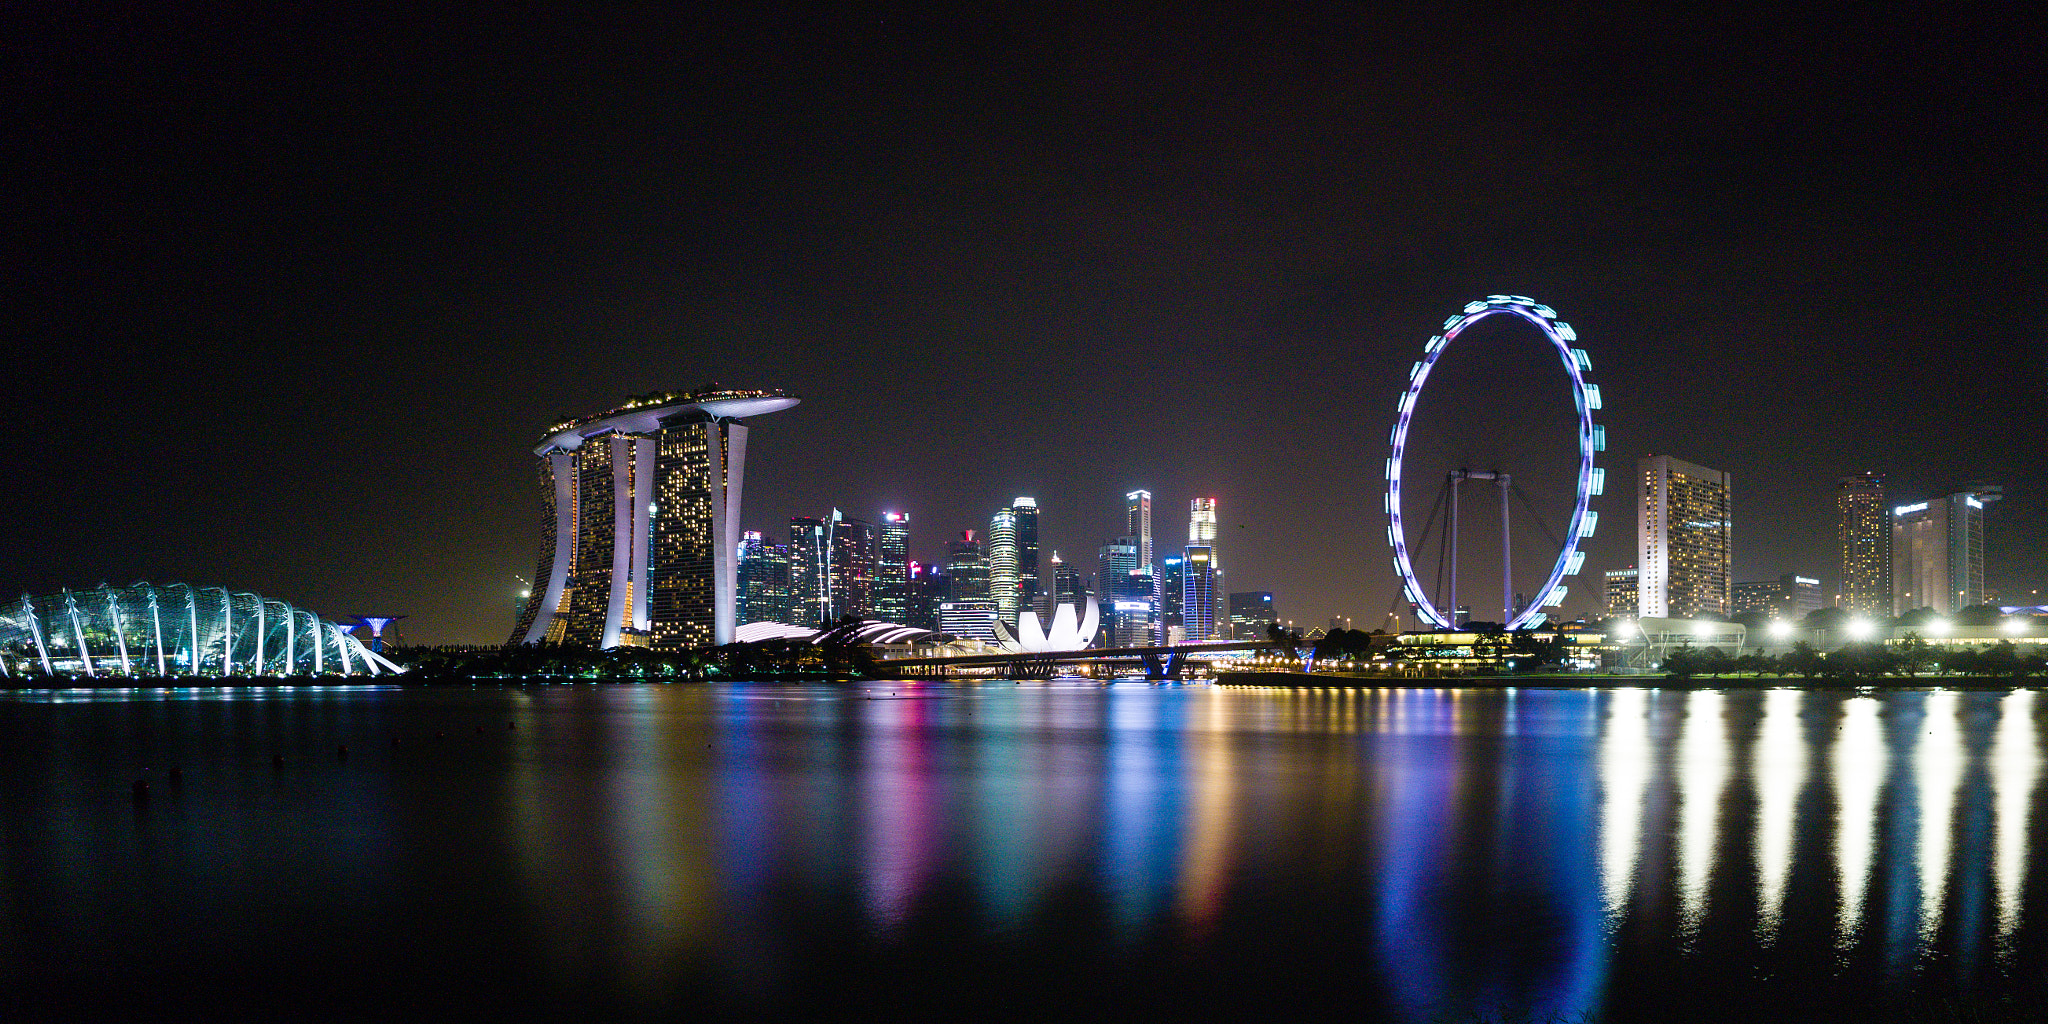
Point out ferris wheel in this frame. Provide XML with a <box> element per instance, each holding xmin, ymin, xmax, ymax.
<box><xmin>1385</xmin><ymin>296</ymin><xmax>1604</xmax><ymax>630</ymax></box>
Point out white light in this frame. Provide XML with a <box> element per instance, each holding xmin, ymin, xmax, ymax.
<box><xmin>1768</xmin><ymin>620</ymin><xmax>1793</xmax><ymax>639</ymax></box>
<box><xmin>1894</xmin><ymin>502</ymin><xmax>1927</xmax><ymax>517</ymax></box>
<box><xmin>2002</xmin><ymin>617</ymin><xmax>2029</xmax><ymax>636</ymax></box>
<box><xmin>1694</xmin><ymin>620</ymin><xmax>1718</xmax><ymax>638</ymax></box>
<box><xmin>1926</xmin><ymin>618</ymin><xmax>1951</xmax><ymax>637</ymax></box>
<box><xmin>1847</xmin><ymin>619</ymin><xmax>1876</xmax><ymax>640</ymax></box>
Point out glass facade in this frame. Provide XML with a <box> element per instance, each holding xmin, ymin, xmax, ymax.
<box><xmin>737</xmin><ymin>531</ymin><xmax>792</xmax><ymax>626</ymax></box>
<box><xmin>986</xmin><ymin>508</ymin><xmax>1020</xmax><ymax>623</ymax></box>
<box><xmin>876</xmin><ymin>513</ymin><xmax>910</xmax><ymax>624</ymax></box>
<box><xmin>1182</xmin><ymin>546</ymin><xmax>1216</xmax><ymax>643</ymax></box>
<box><xmin>1893</xmin><ymin>493</ymin><xmax>1985</xmax><ymax>615</ymax></box>
<box><xmin>829</xmin><ymin>513</ymin><xmax>877</xmax><ymax>622</ymax></box>
<box><xmin>0</xmin><ymin>583</ymin><xmax>395</xmax><ymax>677</ymax></box>
<box><xmin>789</xmin><ymin>517</ymin><xmax>831</xmax><ymax>627</ymax></box>
<box><xmin>945</xmin><ymin>532</ymin><xmax>988</xmax><ymax>604</ymax></box>
<box><xmin>1228</xmin><ymin>591</ymin><xmax>1276</xmax><ymax>641</ymax></box>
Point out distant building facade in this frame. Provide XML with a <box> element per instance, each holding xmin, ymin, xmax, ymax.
<box><xmin>1733</xmin><ymin>574</ymin><xmax>1823</xmax><ymax>619</ymax></box>
<box><xmin>987</xmin><ymin>507</ymin><xmax>1020</xmax><ymax>624</ymax></box>
<box><xmin>1228</xmin><ymin>591</ymin><xmax>1276</xmax><ymax>641</ymax></box>
<box><xmin>945</xmin><ymin>531</ymin><xmax>988</xmax><ymax>604</ymax></box>
<box><xmin>1893</xmin><ymin>493</ymin><xmax>1986</xmax><ymax>615</ymax></box>
<box><xmin>1182</xmin><ymin>546</ymin><xmax>1217</xmax><ymax>643</ymax></box>
<box><xmin>1012</xmin><ymin>498</ymin><xmax>1041</xmax><ymax>614</ymax></box>
<box><xmin>828</xmin><ymin>512</ymin><xmax>876</xmax><ymax>622</ymax></box>
<box><xmin>1604</xmin><ymin>568</ymin><xmax>1638</xmax><ymax>618</ymax></box>
<box><xmin>790</xmin><ymin>516</ymin><xmax>831</xmax><ymax>626</ymax></box>
<box><xmin>1837</xmin><ymin>472</ymin><xmax>1890</xmax><ymax>615</ymax></box>
<box><xmin>737</xmin><ymin>531</ymin><xmax>792</xmax><ymax>625</ymax></box>
<box><xmin>1637</xmin><ymin>455</ymin><xmax>1732</xmax><ymax>618</ymax></box>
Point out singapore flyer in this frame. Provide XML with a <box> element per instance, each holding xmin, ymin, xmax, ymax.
<box><xmin>1385</xmin><ymin>295</ymin><xmax>1604</xmax><ymax>631</ymax></box>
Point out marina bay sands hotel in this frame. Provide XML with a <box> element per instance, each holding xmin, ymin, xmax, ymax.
<box><xmin>510</xmin><ymin>386</ymin><xmax>798</xmax><ymax>650</ymax></box>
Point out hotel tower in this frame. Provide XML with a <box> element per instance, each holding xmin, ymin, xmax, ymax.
<box><xmin>510</xmin><ymin>386</ymin><xmax>798</xmax><ymax>650</ymax></box>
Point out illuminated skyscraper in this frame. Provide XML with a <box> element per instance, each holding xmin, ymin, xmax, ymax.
<box><xmin>511</xmin><ymin>387</ymin><xmax>797</xmax><ymax>649</ymax></box>
<box><xmin>1050</xmin><ymin>553</ymin><xmax>1085</xmax><ymax>611</ymax></box>
<box><xmin>1892</xmin><ymin>493</ymin><xmax>1985</xmax><ymax>615</ymax></box>
<box><xmin>945</xmin><ymin>531</ymin><xmax>988</xmax><ymax>604</ymax></box>
<box><xmin>1125</xmin><ymin>490</ymin><xmax>1152</xmax><ymax>571</ymax></box>
<box><xmin>828</xmin><ymin>512</ymin><xmax>876</xmax><ymax>621</ymax></box>
<box><xmin>987</xmin><ymin>506</ymin><xmax>1020</xmax><ymax>623</ymax></box>
<box><xmin>1182</xmin><ymin>545</ymin><xmax>1216</xmax><ymax>642</ymax></box>
<box><xmin>1836</xmin><ymin>473</ymin><xmax>1890</xmax><ymax>614</ymax></box>
<box><xmin>1097</xmin><ymin>538</ymin><xmax>1152</xmax><ymax>646</ymax></box>
<box><xmin>1161</xmin><ymin>554</ymin><xmax>1185</xmax><ymax>643</ymax></box>
<box><xmin>789</xmin><ymin>516</ymin><xmax>831</xmax><ymax>626</ymax></box>
<box><xmin>1190</xmin><ymin>498</ymin><xmax>1222</xmax><ymax>634</ymax></box>
<box><xmin>876</xmin><ymin>512</ymin><xmax>910</xmax><ymax>623</ymax></box>
<box><xmin>1637</xmin><ymin>455</ymin><xmax>1732</xmax><ymax>618</ymax></box>
<box><xmin>737</xmin><ymin>531</ymin><xmax>792</xmax><ymax>625</ymax></box>
<box><xmin>1012</xmin><ymin>497</ymin><xmax>1041</xmax><ymax>610</ymax></box>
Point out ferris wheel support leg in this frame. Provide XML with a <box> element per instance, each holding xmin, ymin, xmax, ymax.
<box><xmin>1499</xmin><ymin>475</ymin><xmax>1513</xmax><ymax>625</ymax></box>
<box><xmin>1448</xmin><ymin>471</ymin><xmax>1460</xmax><ymax>627</ymax></box>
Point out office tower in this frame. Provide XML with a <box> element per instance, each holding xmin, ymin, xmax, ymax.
<box><xmin>789</xmin><ymin>516</ymin><xmax>832</xmax><ymax>626</ymax></box>
<box><xmin>512</xmin><ymin>387</ymin><xmax>798</xmax><ymax>649</ymax></box>
<box><xmin>1125</xmin><ymin>490</ymin><xmax>1153</xmax><ymax>571</ymax></box>
<box><xmin>945</xmin><ymin>531</ymin><xmax>988</xmax><ymax>604</ymax></box>
<box><xmin>987</xmin><ymin>506</ymin><xmax>1020</xmax><ymax>623</ymax></box>
<box><xmin>1161</xmin><ymin>554</ymin><xmax>1185</xmax><ymax>642</ymax></box>
<box><xmin>1012</xmin><ymin>497</ymin><xmax>1041</xmax><ymax>609</ymax></box>
<box><xmin>1182</xmin><ymin>546</ymin><xmax>1216</xmax><ymax>642</ymax></box>
<box><xmin>1637</xmin><ymin>455</ymin><xmax>1732</xmax><ymax>618</ymax></box>
<box><xmin>1188</xmin><ymin>497</ymin><xmax>1218</xmax><ymax>547</ymax></box>
<box><xmin>1050</xmin><ymin>553</ymin><xmax>1085</xmax><ymax>611</ymax></box>
<box><xmin>1893</xmin><ymin>492</ymin><xmax>1986</xmax><ymax>615</ymax></box>
<box><xmin>876</xmin><ymin>512</ymin><xmax>910</xmax><ymax>623</ymax></box>
<box><xmin>1733</xmin><ymin>575</ymin><xmax>1822</xmax><ymax>619</ymax></box>
<box><xmin>1837</xmin><ymin>473</ymin><xmax>1890</xmax><ymax>614</ymax></box>
<box><xmin>1228</xmin><ymin>592</ymin><xmax>1276</xmax><ymax>641</ymax></box>
<box><xmin>829</xmin><ymin>512</ymin><xmax>876</xmax><ymax>622</ymax></box>
<box><xmin>1604</xmin><ymin>568</ymin><xmax>1638</xmax><ymax>617</ymax></box>
<box><xmin>907</xmin><ymin>561</ymin><xmax>943</xmax><ymax>631</ymax></box>
<box><xmin>1097</xmin><ymin>538</ymin><xmax>1149</xmax><ymax>646</ymax></box>
<box><xmin>737</xmin><ymin>532</ymin><xmax>792</xmax><ymax>625</ymax></box>
<box><xmin>1190</xmin><ymin>498</ymin><xmax>1223</xmax><ymax>634</ymax></box>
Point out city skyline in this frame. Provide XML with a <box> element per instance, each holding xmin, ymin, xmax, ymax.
<box><xmin>7</xmin><ymin>6</ymin><xmax>2045</xmax><ymax>644</ymax></box>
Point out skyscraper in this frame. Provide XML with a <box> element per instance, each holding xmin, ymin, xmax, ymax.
<box><xmin>511</xmin><ymin>387</ymin><xmax>797</xmax><ymax>649</ymax></box>
<box><xmin>987</xmin><ymin>506</ymin><xmax>1020</xmax><ymax>623</ymax></box>
<box><xmin>1012</xmin><ymin>497</ymin><xmax>1041</xmax><ymax>611</ymax></box>
<box><xmin>1125</xmin><ymin>490</ymin><xmax>1152</xmax><ymax>571</ymax></box>
<box><xmin>876</xmin><ymin>512</ymin><xmax>910</xmax><ymax>624</ymax></box>
<box><xmin>737</xmin><ymin>531</ymin><xmax>792</xmax><ymax>626</ymax></box>
<box><xmin>1097</xmin><ymin>538</ymin><xmax>1151</xmax><ymax>646</ymax></box>
<box><xmin>1182</xmin><ymin>545</ymin><xmax>1216</xmax><ymax>642</ymax></box>
<box><xmin>1637</xmin><ymin>455</ymin><xmax>1732</xmax><ymax>618</ymax></box>
<box><xmin>1837</xmin><ymin>472</ymin><xmax>1890</xmax><ymax>615</ymax></box>
<box><xmin>1161</xmin><ymin>554</ymin><xmax>1185</xmax><ymax>643</ymax></box>
<box><xmin>1893</xmin><ymin>492</ymin><xmax>1986</xmax><ymax>615</ymax></box>
<box><xmin>945</xmin><ymin>531</ymin><xmax>988</xmax><ymax>604</ymax></box>
<box><xmin>828</xmin><ymin>511</ymin><xmax>876</xmax><ymax>622</ymax></box>
<box><xmin>1050</xmin><ymin>553</ymin><xmax>1085</xmax><ymax>611</ymax></box>
<box><xmin>789</xmin><ymin>516</ymin><xmax>831</xmax><ymax>626</ymax></box>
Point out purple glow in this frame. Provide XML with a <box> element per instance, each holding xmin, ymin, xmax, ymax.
<box><xmin>1386</xmin><ymin>297</ymin><xmax>1599</xmax><ymax>630</ymax></box>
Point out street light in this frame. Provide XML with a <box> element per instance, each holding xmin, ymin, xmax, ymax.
<box><xmin>2002</xmin><ymin>617</ymin><xmax>2029</xmax><ymax>636</ymax></box>
<box><xmin>1846</xmin><ymin>618</ymin><xmax>1876</xmax><ymax>641</ymax></box>
<box><xmin>1926</xmin><ymin>618</ymin><xmax>1951</xmax><ymax>637</ymax></box>
<box><xmin>1768</xmin><ymin>619</ymin><xmax>1794</xmax><ymax>640</ymax></box>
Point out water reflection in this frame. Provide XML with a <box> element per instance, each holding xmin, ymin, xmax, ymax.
<box><xmin>5</xmin><ymin>683</ymin><xmax>2044</xmax><ymax>1020</ymax></box>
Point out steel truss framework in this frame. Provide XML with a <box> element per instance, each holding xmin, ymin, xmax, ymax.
<box><xmin>1385</xmin><ymin>295</ymin><xmax>1604</xmax><ymax>630</ymax></box>
<box><xmin>0</xmin><ymin>583</ymin><xmax>402</xmax><ymax>678</ymax></box>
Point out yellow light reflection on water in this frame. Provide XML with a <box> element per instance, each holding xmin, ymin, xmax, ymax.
<box><xmin>1917</xmin><ymin>690</ymin><xmax>1963</xmax><ymax>944</ymax></box>
<box><xmin>1991</xmin><ymin>689</ymin><xmax>2036</xmax><ymax>954</ymax></box>
<box><xmin>1598</xmin><ymin>689</ymin><xmax>1649</xmax><ymax>925</ymax></box>
<box><xmin>1835</xmin><ymin>696</ymin><xmax>1884</xmax><ymax>948</ymax></box>
<box><xmin>1753</xmin><ymin>689</ymin><xmax>1804</xmax><ymax>944</ymax></box>
<box><xmin>1677</xmin><ymin>690</ymin><xmax>1725</xmax><ymax>938</ymax></box>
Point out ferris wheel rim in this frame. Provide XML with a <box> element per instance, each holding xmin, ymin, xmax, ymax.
<box><xmin>1385</xmin><ymin>296</ymin><xmax>1601</xmax><ymax>630</ymax></box>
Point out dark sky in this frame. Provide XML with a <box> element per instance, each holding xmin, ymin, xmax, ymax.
<box><xmin>7</xmin><ymin>3</ymin><xmax>2045</xmax><ymax>643</ymax></box>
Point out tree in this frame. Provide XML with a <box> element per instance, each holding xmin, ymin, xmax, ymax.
<box><xmin>1892</xmin><ymin>631</ymin><xmax>1935</xmax><ymax>676</ymax></box>
<box><xmin>1779</xmin><ymin>641</ymin><xmax>1823</xmax><ymax>680</ymax></box>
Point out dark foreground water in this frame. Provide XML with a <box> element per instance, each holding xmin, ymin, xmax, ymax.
<box><xmin>1</xmin><ymin>682</ymin><xmax>2043</xmax><ymax>1022</ymax></box>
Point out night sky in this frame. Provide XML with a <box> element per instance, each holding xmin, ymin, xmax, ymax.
<box><xmin>8</xmin><ymin>4</ymin><xmax>2045</xmax><ymax>644</ymax></box>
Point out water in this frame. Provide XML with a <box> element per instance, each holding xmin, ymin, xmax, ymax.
<box><xmin>1</xmin><ymin>682</ymin><xmax>2042</xmax><ymax>1021</ymax></box>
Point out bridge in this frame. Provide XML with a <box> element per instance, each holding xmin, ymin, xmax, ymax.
<box><xmin>876</xmin><ymin>640</ymin><xmax>1296</xmax><ymax>680</ymax></box>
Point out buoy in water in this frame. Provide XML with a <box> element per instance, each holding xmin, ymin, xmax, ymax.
<box><xmin>271</xmin><ymin>754</ymin><xmax>285</xmax><ymax>769</ymax></box>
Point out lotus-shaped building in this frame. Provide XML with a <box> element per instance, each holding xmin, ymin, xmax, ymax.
<box><xmin>0</xmin><ymin>583</ymin><xmax>401</xmax><ymax>678</ymax></box>
<box><xmin>992</xmin><ymin>596</ymin><xmax>1101</xmax><ymax>654</ymax></box>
